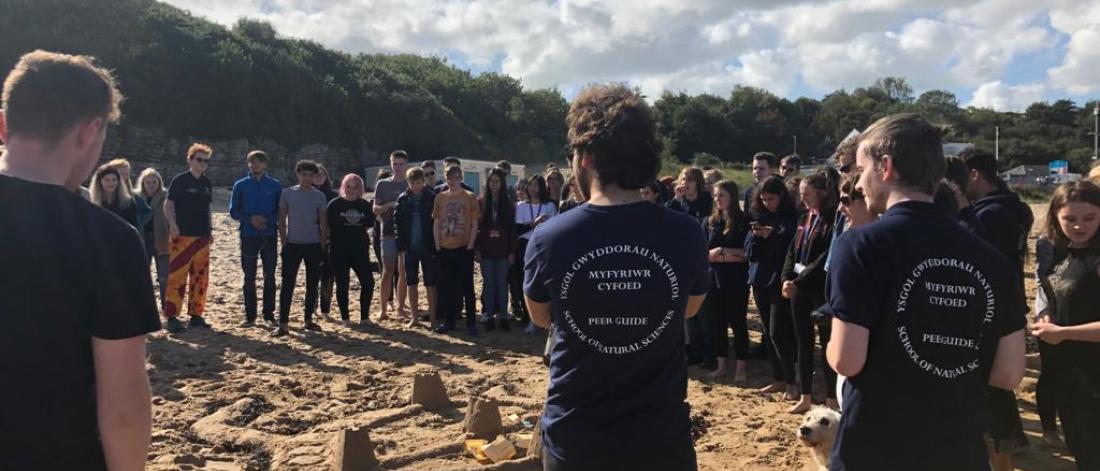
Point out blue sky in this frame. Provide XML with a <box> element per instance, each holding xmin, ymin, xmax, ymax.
<box><xmin>162</xmin><ymin>0</ymin><xmax>1100</xmax><ymax>111</ymax></box>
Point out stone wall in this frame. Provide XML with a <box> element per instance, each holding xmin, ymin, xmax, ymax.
<box><xmin>99</xmin><ymin>126</ymin><xmax>373</xmax><ymax>187</ymax></box>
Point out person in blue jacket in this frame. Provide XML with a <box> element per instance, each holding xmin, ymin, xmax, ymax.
<box><xmin>229</xmin><ymin>150</ymin><xmax>283</xmax><ymax>326</ymax></box>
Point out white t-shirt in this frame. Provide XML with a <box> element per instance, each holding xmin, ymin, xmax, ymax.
<box><xmin>516</xmin><ymin>201</ymin><xmax>558</xmax><ymax>239</ymax></box>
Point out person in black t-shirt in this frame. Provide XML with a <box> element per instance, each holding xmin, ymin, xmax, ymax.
<box><xmin>90</xmin><ymin>164</ymin><xmax>141</xmax><ymax>230</ymax></box>
<box><xmin>327</xmin><ymin>174</ymin><xmax>375</xmax><ymax>324</ymax></box>
<box><xmin>164</xmin><ymin>143</ymin><xmax>215</xmax><ymax>333</ymax></box>
<box><xmin>705</xmin><ymin>180</ymin><xmax>751</xmax><ymax>381</ymax></box>
<box><xmin>0</xmin><ymin>50</ymin><xmax>159</xmax><ymax>471</ymax></box>
<box><xmin>667</xmin><ymin>166</ymin><xmax>713</xmax><ymax>222</ymax></box>
<box><xmin>525</xmin><ymin>84</ymin><xmax>709</xmax><ymax>471</ymax></box>
<box><xmin>1031</xmin><ymin>181</ymin><xmax>1100</xmax><ymax>469</ymax></box>
<box><xmin>825</xmin><ymin>114</ymin><xmax>1026</xmax><ymax>471</ymax></box>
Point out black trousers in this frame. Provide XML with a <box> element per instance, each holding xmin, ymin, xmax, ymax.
<box><xmin>241</xmin><ymin>235</ymin><xmax>277</xmax><ymax>321</ymax></box>
<box><xmin>332</xmin><ymin>246</ymin><xmax>374</xmax><ymax>321</ymax></box>
<box><xmin>1058</xmin><ymin>366</ymin><xmax>1100</xmax><ymax>470</ymax></box>
<box><xmin>437</xmin><ymin>247</ymin><xmax>476</xmax><ymax>328</ymax></box>
<box><xmin>708</xmin><ymin>280</ymin><xmax>750</xmax><ymax>360</ymax></box>
<box><xmin>509</xmin><ymin>238</ymin><xmax>530</xmax><ymax>321</ymax></box>
<box><xmin>542</xmin><ymin>442</ymin><xmax>697</xmax><ymax>471</ymax></box>
<box><xmin>791</xmin><ymin>290</ymin><xmax>836</xmax><ymax>397</ymax></box>
<box><xmin>279</xmin><ymin>243</ymin><xmax>323</xmax><ymax>325</ymax></box>
<box><xmin>756</xmin><ymin>282</ymin><xmax>793</xmax><ymax>383</ymax></box>
<box><xmin>1036</xmin><ymin>340</ymin><xmax>1062</xmax><ymax>432</ymax></box>
<box><xmin>319</xmin><ymin>247</ymin><xmax>335</xmax><ymax>314</ymax></box>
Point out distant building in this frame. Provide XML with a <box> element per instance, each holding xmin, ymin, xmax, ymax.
<box><xmin>1002</xmin><ymin>165</ymin><xmax>1050</xmax><ymax>186</ymax></box>
<box><xmin>942</xmin><ymin>142</ymin><xmax>974</xmax><ymax>156</ymax></box>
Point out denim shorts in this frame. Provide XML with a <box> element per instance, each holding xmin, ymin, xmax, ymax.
<box><xmin>381</xmin><ymin>237</ymin><xmax>399</xmax><ymax>263</ymax></box>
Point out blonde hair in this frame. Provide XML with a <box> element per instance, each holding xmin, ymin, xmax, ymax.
<box><xmin>137</xmin><ymin>167</ymin><xmax>165</xmax><ymax>199</ymax></box>
<box><xmin>90</xmin><ymin>164</ymin><xmax>133</xmax><ymax>209</ymax></box>
<box><xmin>1088</xmin><ymin>162</ymin><xmax>1100</xmax><ymax>184</ymax></box>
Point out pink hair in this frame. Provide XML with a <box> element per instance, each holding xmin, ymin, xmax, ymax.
<box><xmin>339</xmin><ymin>173</ymin><xmax>365</xmax><ymax>199</ymax></box>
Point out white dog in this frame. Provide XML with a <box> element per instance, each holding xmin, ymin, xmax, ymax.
<box><xmin>797</xmin><ymin>406</ymin><xmax>841</xmax><ymax>471</ymax></box>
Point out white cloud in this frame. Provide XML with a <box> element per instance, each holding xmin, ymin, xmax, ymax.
<box><xmin>159</xmin><ymin>0</ymin><xmax>1089</xmax><ymax>104</ymax></box>
<box><xmin>966</xmin><ymin>81</ymin><xmax>1046</xmax><ymax>112</ymax></box>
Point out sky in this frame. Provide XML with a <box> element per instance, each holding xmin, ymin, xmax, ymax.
<box><xmin>160</xmin><ymin>0</ymin><xmax>1100</xmax><ymax>112</ymax></box>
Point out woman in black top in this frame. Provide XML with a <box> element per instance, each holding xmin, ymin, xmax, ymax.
<box><xmin>781</xmin><ymin>169</ymin><xmax>839</xmax><ymax>413</ymax></box>
<box><xmin>1033</xmin><ymin>181</ymin><xmax>1100</xmax><ymax>469</ymax></box>
<box><xmin>327</xmin><ymin>174</ymin><xmax>375</xmax><ymax>324</ymax></box>
<box><xmin>314</xmin><ymin>164</ymin><xmax>340</xmax><ymax>319</ymax></box>
<box><xmin>666</xmin><ymin>167</ymin><xmax>712</xmax><ymax>221</ymax></box>
<box><xmin>705</xmin><ymin>180</ymin><xmax>751</xmax><ymax>381</ymax></box>
<box><xmin>90</xmin><ymin>165</ymin><xmax>140</xmax><ymax>230</ymax></box>
<box><xmin>745</xmin><ymin>176</ymin><xmax>799</xmax><ymax>399</ymax></box>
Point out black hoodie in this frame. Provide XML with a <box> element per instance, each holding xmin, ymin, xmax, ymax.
<box><xmin>971</xmin><ymin>188</ymin><xmax>1033</xmax><ymax>272</ymax></box>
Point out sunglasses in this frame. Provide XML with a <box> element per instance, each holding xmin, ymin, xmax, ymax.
<box><xmin>839</xmin><ymin>193</ymin><xmax>864</xmax><ymax>206</ymax></box>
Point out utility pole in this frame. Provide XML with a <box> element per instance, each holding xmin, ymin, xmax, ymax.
<box><xmin>995</xmin><ymin>126</ymin><xmax>999</xmax><ymax>162</ymax></box>
<box><xmin>1093</xmin><ymin>103</ymin><xmax>1098</xmax><ymax>160</ymax></box>
<box><xmin>793</xmin><ymin>135</ymin><xmax>798</xmax><ymax>155</ymax></box>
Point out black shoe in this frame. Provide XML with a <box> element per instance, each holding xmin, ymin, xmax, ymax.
<box><xmin>262</xmin><ymin>314</ymin><xmax>276</xmax><ymax>324</ymax></box>
<box><xmin>189</xmin><ymin>316</ymin><xmax>211</xmax><ymax>329</ymax></box>
<box><xmin>484</xmin><ymin>318</ymin><xmax>496</xmax><ymax>331</ymax></box>
<box><xmin>499</xmin><ymin>318</ymin><xmax>510</xmax><ymax>332</ymax></box>
<box><xmin>165</xmin><ymin>317</ymin><xmax>186</xmax><ymax>333</ymax></box>
<box><xmin>434</xmin><ymin>324</ymin><xmax>452</xmax><ymax>334</ymax></box>
<box><xmin>271</xmin><ymin>326</ymin><xmax>289</xmax><ymax>337</ymax></box>
<box><xmin>304</xmin><ymin>322</ymin><xmax>323</xmax><ymax>332</ymax></box>
<box><xmin>240</xmin><ymin>319</ymin><xmax>256</xmax><ymax>327</ymax></box>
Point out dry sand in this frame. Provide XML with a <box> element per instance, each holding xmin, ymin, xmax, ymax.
<box><xmin>144</xmin><ymin>197</ymin><xmax>1076</xmax><ymax>470</ymax></box>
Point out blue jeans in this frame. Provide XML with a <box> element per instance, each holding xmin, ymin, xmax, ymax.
<box><xmin>480</xmin><ymin>258</ymin><xmax>510</xmax><ymax>319</ymax></box>
<box><xmin>241</xmin><ymin>235</ymin><xmax>278</xmax><ymax>321</ymax></box>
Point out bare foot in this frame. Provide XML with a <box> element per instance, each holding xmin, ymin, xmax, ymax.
<box><xmin>784</xmin><ymin>384</ymin><xmax>799</xmax><ymax>401</ymax></box>
<box><xmin>377</xmin><ymin>309</ymin><xmax>389</xmax><ymax>321</ymax></box>
<box><xmin>406</xmin><ymin>317</ymin><xmax>418</xmax><ymax>328</ymax></box>
<box><xmin>707</xmin><ymin>368</ymin><xmax>727</xmax><ymax>380</ymax></box>
<box><xmin>826</xmin><ymin>398</ymin><xmax>840</xmax><ymax>411</ymax></box>
<box><xmin>759</xmin><ymin>382</ymin><xmax>785</xmax><ymax>393</ymax></box>
<box><xmin>787</xmin><ymin>396</ymin><xmax>812</xmax><ymax>414</ymax></box>
<box><xmin>733</xmin><ymin>361</ymin><xmax>748</xmax><ymax>384</ymax></box>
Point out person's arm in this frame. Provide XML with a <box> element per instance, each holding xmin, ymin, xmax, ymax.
<box><xmin>433</xmin><ymin>200</ymin><xmax>443</xmax><ymax>251</ymax></box>
<box><xmin>685</xmin><ymin>295</ymin><xmax>706</xmax><ymax>319</ymax></box>
<box><xmin>393</xmin><ymin>198</ymin><xmax>407</xmax><ymax>252</ymax></box>
<box><xmin>1032</xmin><ymin>320</ymin><xmax>1100</xmax><ymax>343</ymax></box>
<box><xmin>93</xmin><ymin>336</ymin><xmax>151</xmax><ymax>471</ymax></box>
<box><xmin>277</xmin><ymin>194</ymin><xmax>288</xmax><ymax>244</ymax></box>
<box><xmin>827</xmin><ymin>319</ymin><xmax>870</xmax><ymax>377</ymax></box>
<box><xmin>229</xmin><ymin>182</ymin><xmax>245</xmax><ymax>222</ymax></box>
<box><xmin>988</xmin><ymin>329</ymin><xmax>1026</xmax><ymax>390</ymax></box>
<box><xmin>528</xmin><ymin>298</ymin><xmax>552</xmax><ymax>329</ymax></box>
<box><xmin>318</xmin><ymin>200</ymin><xmax>329</xmax><ymax>247</ymax></box>
<box><xmin>163</xmin><ymin>198</ymin><xmax>178</xmax><ymax>238</ymax></box>
<box><xmin>467</xmin><ymin>218</ymin><xmax>479</xmax><ymax>251</ymax></box>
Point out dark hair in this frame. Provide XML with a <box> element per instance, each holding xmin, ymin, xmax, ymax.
<box><xmin>781</xmin><ymin>155</ymin><xmax>802</xmax><ymax>169</ymax></box>
<box><xmin>709</xmin><ymin>180</ymin><xmax>746</xmax><ymax>235</ymax></box>
<box><xmin>2</xmin><ymin>50</ymin><xmax>122</xmax><ymax>143</ymax></box>
<box><xmin>944</xmin><ymin>155</ymin><xmax>969</xmax><ymax>192</ymax></box>
<box><xmin>752</xmin><ymin>152</ymin><xmax>778</xmax><ymax>168</ymax></box>
<box><xmin>295</xmin><ymin>159</ymin><xmax>320</xmax><ymax>174</ymax></box>
<box><xmin>526</xmin><ymin>175</ymin><xmax>549</xmax><ymax>202</ymax></box>
<box><xmin>246</xmin><ymin>150</ymin><xmax>268</xmax><ymax>163</ymax></box>
<box><xmin>933</xmin><ymin>179</ymin><xmax>960</xmax><ymax>219</ymax></box>
<box><xmin>839</xmin><ymin>172</ymin><xmax>860</xmax><ymax>198</ymax></box>
<box><xmin>496</xmin><ymin>160</ymin><xmax>511</xmax><ymax>171</ymax></box>
<box><xmin>959</xmin><ymin>148</ymin><xmax>1004</xmax><ymax>190</ymax></box>
<box><xmin>802</xmin><ymin>168</ymin><xmax>839</xmax><ymax>210</ymax></box>
<box><xmin>420</xmin><ymin>160</ymin><xmax>436</xmax><ymax>169</ymax></box>
<box><xmin>858</xmin><ymin>113</ymin><xmax>945</xmax><ymax>195</ymax></box>
<box><xmin>443</xmin><ymin>156</ymin><xmax>461</xmax><ymax>166</ymax></box>
<box><xmin>406</xmin><ymin>167</ymin><xmax>425</xmax><ymax>182</ymax></box>
<box><xmin>390</xmin><ymin>150</ymin><xmax>408</xmax><ymax>161</ymax></box>
<box><xmin>444</xmin><ymin>164</ymin><xmax>462</xmax><ymax>179</ymax></box>
<box><xmin>315</xmin><ymin>163</ymin><xmax>332</xmax><ymax>191</ymax></box>
<box><xmin>566</xmin><ymin>83</ymin><xmax>660</xmax><ymax>190</ymax></box>
<box><xmin>679</xmin><ymin>167</ymin><xmax>707</xmax><ymax>197</ymax></box>
<box><xmin>377</xmin><ymin>168</ymin><xmax>393</xmax><ymax>180</ymax></box>
<box><xmin>1045</xmin><ymin>181</ymin><xmax>1100</xmax><ymax>249</ymax></box>
<box><xmin>750</xmin><ymin>176</ymin><xmax>796</xmax><ymax>218</ymax></box>
<box><xmin>833</xmin><ymin>135</ymin><xmax>859</xmax><ymax>167</ymax></box>
<box><xmin>481</xmin><ymin>167</ymin><xmax>514</xmax><ymax>227</ymax></box>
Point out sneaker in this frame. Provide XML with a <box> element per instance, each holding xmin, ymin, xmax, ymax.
<box><xmin>271</xmin><ymin>326</ymin><xmax>289</xmax><ymax>337</ymax></box>
<box><xmin>165</xmin><ymin>317</ymin><xmax>186</xmax><ymax>333</ymax></box>
<box><xmin>304</xmin><ymin>322</ymin><xmax>323</xmax><ymax>332</ymax></box>
<box><xmin>262</xmin><ymin>315</ymin><xmax>276</xmax><ymax>325</ymax></box>
<box><xmin>188</xmin><ymin>316</ymin><xmax>211</xmax><ymax>329</ymax></box>
<box><xmin>240</xmin><ymin>319</ymin><xmax>256</xmax><ymax>327</ymax></box>
<box><xmin>467</xmin><ymin>325</ymin><xmax>479</xmax><ymax>336</ymax></box>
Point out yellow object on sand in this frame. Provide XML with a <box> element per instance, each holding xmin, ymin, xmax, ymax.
<box><xmin>465</xmin><ymin>439</ymin><xmax>492</xmax><ymax>464</ymax></box>
<box><xmin>481</xmin><ymin>436</ymin><xmax>517</xmax><ymax>463</ymax></box>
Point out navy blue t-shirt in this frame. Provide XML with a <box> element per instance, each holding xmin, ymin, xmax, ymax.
<box><xmin>167</xmin><ymin>171</ymin><xmax>213</xmax><ymax>237</ymax></box>
<box><xmin>524</xmin><ymin>201</ymin><xmax>710</xmax><ymax>465</ymax></box>
<box><xmin>825</xmin><ymin>201</ymin><xmax>1026</xmax><ymax>471</ymax></box>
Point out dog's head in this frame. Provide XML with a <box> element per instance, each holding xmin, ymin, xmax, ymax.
<box><xmin>797</xmin><ymin>406</ymin><xmax>841</xmax><ymax>448</ymax></box>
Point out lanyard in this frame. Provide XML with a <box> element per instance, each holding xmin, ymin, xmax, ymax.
<box><xmin>799</xmin><ymin>212</ymin><xmax>819</xmax><ymax>264</ymax></box>
<box><xmin>528</xmin><ymin>202</ymin><xmax>544</xmax><ymax>223</ymax></box>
